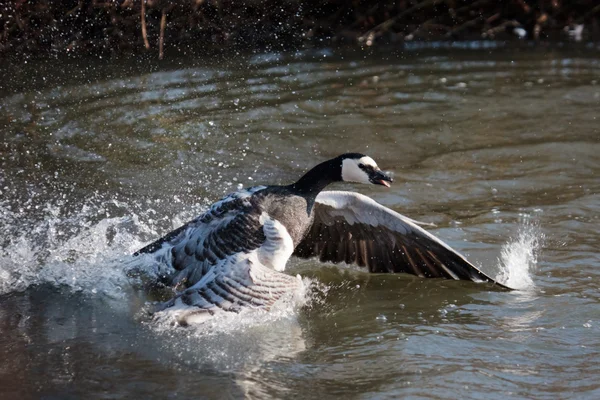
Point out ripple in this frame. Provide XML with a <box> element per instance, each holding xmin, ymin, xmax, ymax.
<box><xmin>1</xmin><ymin>49</ymin><xmax>600</xmax><ymax>399</ymax></box>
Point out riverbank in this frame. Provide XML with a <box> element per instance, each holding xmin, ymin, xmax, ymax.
<box><xmin>2</xmin><ymin>1</ymin><xmax>599</xmax><ymax>59</ymax></box>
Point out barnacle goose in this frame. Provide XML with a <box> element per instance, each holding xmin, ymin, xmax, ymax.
<box><xmin>135</xmin><ymin>153</ymin><xmax>506</xmax><ymax>325</ymax></box>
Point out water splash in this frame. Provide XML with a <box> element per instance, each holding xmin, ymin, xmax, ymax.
<box><xmin>143</xmin><ymin>278</ymin><xmax>314</xmax><ymax>370</ymax></box>
<box><xmin>495</xmin><ymin>221</ymin><xmax>543</xmax><ymax>290</ymax></box>
<box><xmin>148</xmin><ymin>307</ymin><xmax>307</xmax><ymax>373</ymax></box>
<box><xmin>0</xmin><ymin>195</ymin><xmax>164</xmax><ymax>297</ymax></box>
<box><xmin>0</xmin><ymin>178</ymin><xmax>316</xmax><ymax>333</ymax></box>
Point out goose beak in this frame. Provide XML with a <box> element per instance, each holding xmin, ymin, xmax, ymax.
<box><xmin>370</xmin><ymin>170</ymin><xmax>393</xmax><ymax>187</ymax></box>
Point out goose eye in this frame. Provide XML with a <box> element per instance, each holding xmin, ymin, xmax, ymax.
<box><xmin>358</xmin><ymin>164</ymin><xmax>366</xmax><ymax>170</ymax></box>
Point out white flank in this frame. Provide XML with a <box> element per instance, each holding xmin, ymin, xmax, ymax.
<box><xmin>258</xmin><ymin>212</ymin><xmax>295</xmax><ymax>272</ymax></box>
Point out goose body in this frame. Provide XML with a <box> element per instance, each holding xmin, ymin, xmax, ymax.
<box><xmin>135</xmin><ymin>154</ymin><xmax>504</xmax><ymax>325</ymax></box>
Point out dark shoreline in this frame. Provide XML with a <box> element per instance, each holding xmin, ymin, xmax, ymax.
<box><xmin>2</xmin><ymin>1</ymin><xmax>599</xmax><ymax>60</ymax></box>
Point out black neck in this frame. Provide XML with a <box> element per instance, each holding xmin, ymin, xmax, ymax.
<box><xmin>287</xmin><ymin>157</ymin><xmax>342</xmax><ymax>200</ymax></box>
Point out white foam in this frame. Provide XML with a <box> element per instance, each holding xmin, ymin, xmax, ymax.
<box><xmin>0</xmin><ymin>218</ymin><xmax>141</xmax><ymax>297</ymax></box>
<box><xmin>495</xmin><ymin>221</ymin><xmax>543</xmax><ymax>290</ymax></box>
<box><xmin>0</xmin><ymin>196</ymin><xmax>165</xmax><ymax>297</ymax></box>
<box><xmin>141</xmin><ymin>279</ymin><xmax>322</xmax><ymax>374</ymax></box>
<box><xmin>146</xmin><ymin>306</ymin><xmax>307</xmax><ymax>374</ymax></box>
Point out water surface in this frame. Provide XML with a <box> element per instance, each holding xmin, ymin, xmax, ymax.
<box><xmin>1</xmin><ymin>48</ymin><xmax>599</xmax><ymax>399</ymax></box>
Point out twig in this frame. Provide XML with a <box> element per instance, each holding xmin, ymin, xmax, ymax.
<box><xmin>66</xmin><ymin>1</ymin><xmax>84</xmax><ymax>17</ymax></box>
<box><xmin>454</xmin><ymin>0</ymin><xmax>493</xmax><ymax>14</ymax></box>
<box><xmin>358</xmin><ymin>0</ymin><xmax>443</xmax><ymax>42</ymax></box>
<box><xmin>483</xmin><ymin>20</ymin><xmax>521</xmax><ymax>37</ymax></box>
<box><xmin>576</xmin><ymin>4</ymin><xmax>600</xmax><ymax>24</ymax></box>
<box><xmin>141</xmin><ymin>0</ymin><xmax>150</xmax><ymax>49</ymax></box>
<box><xmin>159</xmin><ymin>8</ymin><xmax>166</xmax><ymax>60</ymax></box>
<box><xmin>486</xmin><ymin>13</ymin><xmax>500</xmax><ymax>25</ymax></box>
<box><xmin>514</xmin><ymin>0</ymin><xmax>531</xmax><ymax>14</ymax></box>
<box><xmin>405</xmin><ymin>18</ymin><xmax>450</xmax><ymax>39</ymax></box>
<box><xmin>446</xmin><ymin>15</ymin><xmax>485</xmax><ymax>38</ymax></box>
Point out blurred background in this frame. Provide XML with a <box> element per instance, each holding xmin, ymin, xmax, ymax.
<box><xmin>1</xmin><ymin>0</ymin><xmax>599</xmax><ymax>59</ymax></box>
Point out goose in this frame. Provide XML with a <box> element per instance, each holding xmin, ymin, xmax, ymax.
<box><xmin>135</xmin><ymin>153</ymin><xmax>506</xmax><ymax>325</ymax></box>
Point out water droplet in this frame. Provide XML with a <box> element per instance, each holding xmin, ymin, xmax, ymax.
<box><xmin>376</xmin><ymin>314</ymin><xmax>387</xmax><ymax>322</ymax></box>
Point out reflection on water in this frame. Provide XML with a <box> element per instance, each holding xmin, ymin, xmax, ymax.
<box><xmin>1</xmin><ymin>47</ymin><xmax>599</xmax><ymax>398</ymax></box>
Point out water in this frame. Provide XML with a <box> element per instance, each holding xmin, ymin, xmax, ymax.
<box><xmin>1</xmin><ymin>47</ymin><xmax>599</xmax><ymax>398</ymax></box>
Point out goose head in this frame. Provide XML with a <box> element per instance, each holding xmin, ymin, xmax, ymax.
<box><xmin>339</xmin><ymin>153</ymin><xmax>393</xmax><ymax>187</ymax></box>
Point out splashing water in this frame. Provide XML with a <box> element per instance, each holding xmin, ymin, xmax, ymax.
<box><xmin>147</xmin><ymin>307</ymin><xmax>307</xmax><ymax>372</ymax></box>
<box><xmin>0</xmin><ymin>188</ymin><xmax>313</xmax><ymax>333</ymax></box>
<box><xmin>495</xmin><ymin>222</ymin><xmax>543</xmax><ymax>290</ymax></box>
<box><xmin>0</xmin><ymin>194</ymin><xmax>169</xmax><ymax>297</ymax></box>
<box><xmin>140</xmin><ymin>277</ymin><xmax>316</xmax><ymax>372</ymax></box>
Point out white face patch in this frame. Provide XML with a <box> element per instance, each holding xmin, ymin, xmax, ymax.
<box><xmin>358</xmin><ymin>156</ymin><xmax>377</xmax><ymax>168</ymax></box>
<box><xmin>341</xmin><ymin>157</ymin><xmax>380</xmax><ymax>184</ymax></box>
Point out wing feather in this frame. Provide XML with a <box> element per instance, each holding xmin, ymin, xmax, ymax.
<box><xmin>294</xmin><ymin>191</ymin><xmax>507</xmax><ymax>287</ymax></box>
<box><xmin>134</xmin><ymin>186</ymin><xmax>302</xmax><ymax>325</ymax></box>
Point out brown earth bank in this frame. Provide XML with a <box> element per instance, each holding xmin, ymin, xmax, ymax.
<box><xmin>1</xmin><ymin>0</ymin><xmax>600</xmax><ymax>59</ymax></box>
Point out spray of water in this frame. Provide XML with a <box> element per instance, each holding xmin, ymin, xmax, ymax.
<box><xmin>0</xmin><ymin>194</ymin><xmax>170</xmax><ymax>297</ymax></box>
<box><xmin>0</xmin><ymin>191</ymin><xmax>312</xmax><ymax>331</ymax></box>
<box><xmin>495</xmin><ymin>221</ymin><xmax>543</xmax><ymax>290</ymax></box>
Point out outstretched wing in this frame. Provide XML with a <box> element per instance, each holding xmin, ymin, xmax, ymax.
<box><xmin>134</xmin><ymin>186</ymin><xmax>301</xmax><ymax>325</ymax></box>
<box><xmin>294</xmin><ymin>191</ymin><xmax>507</xmax><ymax>287</ymax></box>
<box><xmin>134</xmin><ymin>185</ymin><xmax>269</xmax><ymax>276</ymax></box>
